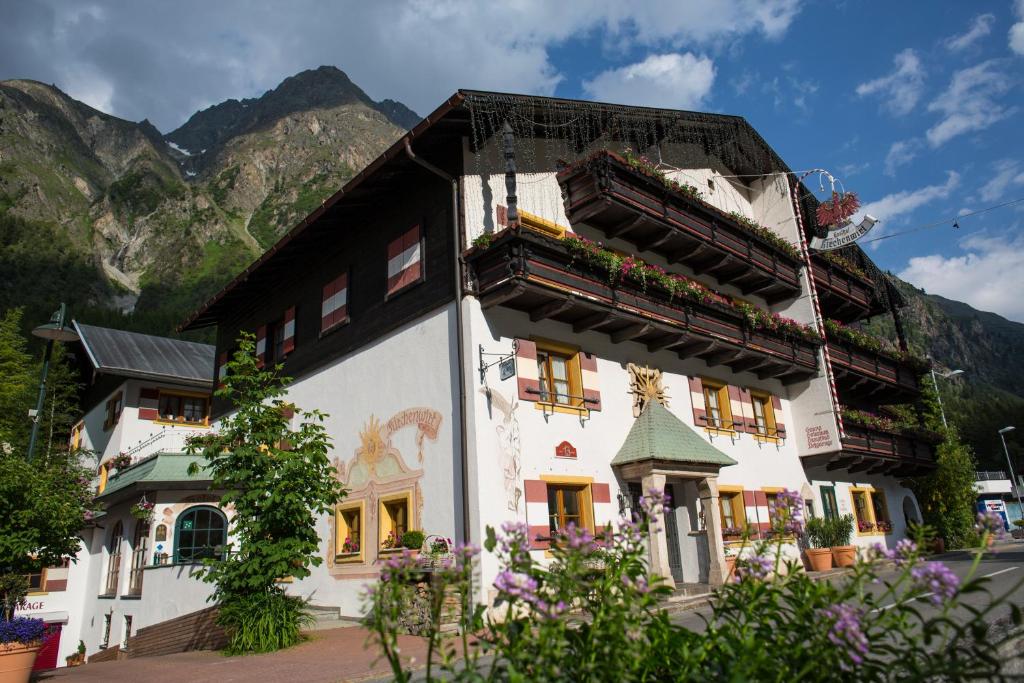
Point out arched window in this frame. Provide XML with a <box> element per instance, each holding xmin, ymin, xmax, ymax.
<box><xmin>104</xmin><ymin>521</ymin><xmax>124</xmax><ymax>595</ymax></box>
<box><xmin>174</xmin><ymin>506</ymin><xmax>227</xmax><ymax>563</ymax></box>
<box><xmin>128</xmin><ymin>520</ymin><xmax>150</xmax><ymax>595</ymax></box>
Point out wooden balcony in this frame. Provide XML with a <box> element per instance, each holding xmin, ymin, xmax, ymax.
<box><xmin>803</xmin><ymin>423</ymin><xmax>937</xmax><ymax>477</ymax></box>
<box><xmin>557</xmin><ymin>151</ymin><xmax>802</xmax><ymax>304</ymax></box>
<box><xmin>827</xmin><ymin>340</ymin><xmax>922</xmax><ymax>402</ymax></box>
<box><xmin>467</xmin><ymin>228</ymin><xmax>821</xmax><ymax>385</ymax></box>
<box><xmin>810</xmin><ymin>257</ymin><xmax>886</xmax><ymax>323</ymax></box>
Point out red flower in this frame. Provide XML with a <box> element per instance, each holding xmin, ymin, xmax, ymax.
<box><xmin>816</xmin><ymin>192</ymin><xmax>861</xmax><ymax>228</ymax></box>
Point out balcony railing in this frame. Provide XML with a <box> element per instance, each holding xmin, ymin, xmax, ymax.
<box><xmin>557</xmin><ymin>151</ymin><xmax>802</xmax><ymax>304</ymax></box>
<box><xmin>803</xmin><ymin>422</ymin><xmax>937</xmax><ymax>476</ymax></box>
<box><xmin>810</xmin><ymin>257</ymin><xmax>885</xmax><ymax>323</ymax></box>
<box><xmin>976</xmin><ymin>470</ymin><xmax>1009</xmax><ymax>481</ymax></box>
<box><xmin>468</xmin><ymin>228</ymin><xmax>821</xmax><ymax>385</ymax></box>
<box><xmin>827</xmin><ymin>339</ymin><xmax>921</xmax><ymax>401</ymax></box>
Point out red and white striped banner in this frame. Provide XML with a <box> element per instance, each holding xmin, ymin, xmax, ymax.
<box><xmin>386</xmin><ymin>225</ymin><xmax>422</xmax><ymax>296</ymax></box>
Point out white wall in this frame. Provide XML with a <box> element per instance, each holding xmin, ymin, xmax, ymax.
<box><xmin>807</xmin><ymin>467</ymin><xmax>921</xmax><ymax>551</ymax></box>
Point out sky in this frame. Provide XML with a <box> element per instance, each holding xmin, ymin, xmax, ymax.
<box><xmin>2</xmin><ymin>0</ymin><xmax>1023</xmax><ymax>321</ymax></box>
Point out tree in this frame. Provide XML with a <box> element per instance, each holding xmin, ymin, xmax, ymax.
<box><xmin>0</xmin><ymin>308</ymin><xmax>34</xmax><ymax>451</ymax></box>
<box><xmin>188</xmin><ymin>333</ymin><xmax>347</xmax><ymax>653</ymax></box>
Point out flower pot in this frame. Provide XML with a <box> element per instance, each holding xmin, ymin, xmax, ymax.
<box><xmin>806</xmin><ymin>547</ymin><xmax>834</xmax><ymax>572</ymax></box>
<box><xmin>830</xmin><ymin>545</ymin><xmax>856</xmax><ymax>567</ymax></box>
<box><xmin>65</xmin><ymin>653</ymin><xmax>85</xmax><ymax>668</ymax></box>
<box><xmin>725</xmin><ymin>556</ymin><xmax>736</xmax><ymax>580</ymax></box>
<box><xmin>0</xmin><ymin>643</ymin><xmax>42</xmax><ymax>683</ymax></box>
<box><xmin>931</xmin><ymin>537</ymin><xmax>945</xmax><ymax>554</ymax></box>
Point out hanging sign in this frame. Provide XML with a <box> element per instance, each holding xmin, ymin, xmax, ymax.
<box><xmin>809</xmin><ymin>216</ymin><xmax>878</xmax><ymax>251</ymax></box>
<box><xmin>499</xmin><ymin>357</ymin><xmax>516</xmax><ymax>381</ymax></box>
<box><xmin>555</xmin><ymin>441</ymin><xmax>577</xmax><ymax>459</ymax></box>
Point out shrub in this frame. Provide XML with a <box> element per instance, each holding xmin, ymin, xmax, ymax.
<box><xmin>216</xmin><ymin>591</ymin><xmax>314</xmax><ymax>655</ymax></box>
<box><xmin>401</xmin><ymin>530</ymin><xmax>425</xmax><ymax>550</ymax></box>
<box><xmin>0</xmin><ymin>616</ymin><xmax>46</xmax><ymax>645</ymax></box>
<box><xmin>805</xmin><ymin>517</ymin><xmax>831</xmax><ymax>549</ymax></box>
<box><xmin>830</xmin><ymin>514</ymin><xmax>854</xmax><ymax>546</ymax></box>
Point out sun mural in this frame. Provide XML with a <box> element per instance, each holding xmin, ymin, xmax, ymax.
<box><xmin>628</xmin><ymin>363</ymin><xmax>668</xmax><ymax>417</ymax></box>
<box><xmin>329</xmin><ymin>408</ymin><xmax>442</xmax><ymax>575</ymax></box>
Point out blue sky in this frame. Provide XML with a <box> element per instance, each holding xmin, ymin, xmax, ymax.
<box><xmin>2</xmin><ymin>0</ymin><xmax>1022</xmax><ymax>319</ymax></box>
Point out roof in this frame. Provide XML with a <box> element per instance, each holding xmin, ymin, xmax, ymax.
<box><xmin>611</xmin><ymin>400</ymin><xmax>737</xmax><ymax>468</ymax></box>
<box><xmin>97</xmin><ymin>452</ymin><xmax>213</xmax><ymax>504</ymax></box>
<box><xmin>180</xmin><ymin>90</ymin><xmax>803</xmax><ymax>331</ymax></box>
<box><xmin>74</xmin><ymin>322</ymin><xmax>215</xmax><ymax>387</ymax></box>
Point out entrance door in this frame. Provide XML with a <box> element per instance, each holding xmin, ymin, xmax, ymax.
<box><xmin>33</xmin><ymin>623</ymin><xmax>61</xmax><ymax>670</ymax></box>
<box><xmin>664</xmin><ymin>484</ymin><xmax>684</xmax><ymax>584</ymax></box>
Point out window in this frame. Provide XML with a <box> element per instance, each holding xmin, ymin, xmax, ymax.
<box><xmin>101</xmin><ymin>614</ymin><xmax>112</xmax><ymax>649</ymax></box>
<box><xmin>336</xmin><ymin>501</ymin><xmax>365</xmax><ymax>562</ymax></box>
<box><xmin>719</xmin><ymin>490</ymin><xmax>746</xmax><ymax>535</ymax></box>
<box><xmin>158</xmin><ymin>393</ymin><xmax>209</xmax><ymax>424</ymax></box>
<box><xmin>104</xmin><ymin>392</ymin><xmax>123</xmax><ymax>430</ymax></box>
<box><xmin>128</xmin><ymin>521</ymin><xmax>150</xmax><ymax>596</ymax></box>
<box><xmin>70</xmin><ymin>421</ymin><xmax>84</xmax><ymax>451</ymax></box>
<box><xmin>379</xmin><ymin>492</ymin><xmax>412</xmax><ymax>550</ymax></box>
<box><xmin>870</xmin><ymin>491</ymin><xmax>891</xmax><ymax>532</ymax></box>
<box><xmin>536</xmin><ymin>341</ymin><xmax>583</xmax><ymax>408</ymax></box>
<box><xmin>851</xmin><ymin>489</ymin><xmax>873</xmax><ymax>534</ymax></box>
<box><xmin>174</xmin><ymin>506</ymin><xmax>227</xmax><ymax>563</ymax></box>
<box><xmin>386</xmin><ymin>225</ymin><xmax>423</xmax><ymax>297</ymax></box>
<box><xmin>750</xmin><ymin>391</ymin><xmax>778</xmax><ymax>438</ymax></box>
<box><xmin>122</xmin><ymin>616</ymin><xmax>133</xmax><ymax>649</ymax></box>
<box><xmin>546</xmin><ymin>484</ymin><xmax>591</xmax><ymax>533</ymax></box>
<box><xmin>701</xmin><ymin>380</ymin><xmax>733</xmax><ymax>430</ymax></box>
<box><xmin>26</xmin><ymin>569</ymin><xmax>45</xmax><ymax>593</ymax></box>
<box><xmin>321</xmin><ymin>272</ymin><xmax>350</xmax><ymax>333</ymax></box>
<box><xmin>820</xmin><ymin>486</ymin><xmax>838</xmax><ymax>520</ymax></box>
<box><xmin>104</xmin><ymin>521</ymin><xmax>124</xmax><ymax>595</ymax></box>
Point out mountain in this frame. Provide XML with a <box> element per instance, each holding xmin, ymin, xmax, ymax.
<box><xmin>0</xmin><ymin>67</ymin><xmax>417</xmax><ymax>336</ymax></box>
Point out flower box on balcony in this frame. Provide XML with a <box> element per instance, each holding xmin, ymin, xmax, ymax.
<box><xmin>557</xmin><ymin>150</ymin><xmax>803</xmax><ymax>303</ymax></box>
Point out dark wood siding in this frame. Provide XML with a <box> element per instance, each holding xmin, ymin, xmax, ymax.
<box><xmin>212</xmin><ymin>175</ymin><xmax>456</xmax><ymax>416</ymax></box>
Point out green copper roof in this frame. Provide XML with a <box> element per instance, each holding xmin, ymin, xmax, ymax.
<box><xmin>99</xmin><ymin>452</ymin><xmax>212</xmax><ymax>499</ymax></box>
<box><xmin>611</xmin><ymin>400</ymin><xmax>737</xmax><ymax>468</ymax></box>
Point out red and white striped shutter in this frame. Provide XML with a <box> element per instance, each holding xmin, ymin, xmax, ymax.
<box><xmin>386</xmin><ymin>225</ymin><xmax>422</xmax><ymax>296</ymax></box>
<box><xmin>592</xmin><ymin>483</ymin><xmax>613</xmax><ymax>529</ymax></box>
<box><xmin>321</xmin><ymin>273</ymin><xmax>349</xmax><ymax>333</ymax></box>
<box><xmin>688</xmin><ymin>377</ymin><xmax>706</xmax><ymax>427</ymax></box>
<box><xmin>282</xmin><ymin>306</ymin><xmax>296</xmax><ymax>355</ymax></box>
<box><xmin>515</xmin><ymin>339</ymin><xmax>540</xmax><ymax>402</ymax></box>
<box><xmin>736</xmin><ymin>387</ymin><xmax>758</xmax><ymax>434</ymax></box>
<box><xmin>255</xmin><ymin>325</ymin><xmax>267</xmax><ymax>368</ymax></box>
<box><xmin>524</xmin><ymin>479</ymin><xmax>550</xmax><ymax>550</ymax></box>
<box><xmin>743</xmin><ymin>491</ymin><xmax>771</xmax><ymax>539</ymax></box>
<box><xmin>217</xmin><ymin>351</ymin><xmax>228</xmax><ymax>388</ymax></box>
<box><xmin>772</xmin><ymin>395</ymin><xmax>786</xmax><ymax>438</ymax></box>
<box><xmin>138</xmin><ymin>388</ymin><xmax>160</xmax><ymax>420</ymax></box>
<box><xmin>579</xmin><ymin>352</ymin><xmax>601</xmax><ymax>411</ymax></box>
<box><xmin>727</xmin><ymin>385</ymin><xmax>746</xmax><ymax>432</ymax></box>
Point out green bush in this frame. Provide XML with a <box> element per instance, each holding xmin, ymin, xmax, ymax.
<box><xmin>401</xmin><ymin>530</ymin><xmax>425</xmax><ymax>550</ymax></box>
<box><xmin>216</xmin><ymin>589</ymin><xmax>314</xmax><ymax>654</ymax></box>
<box><xmin>1014</xmin><ymin>519</ymin><xmax>1024</xmax><ymax>529</ymax></box>
<box><xmin>805</xmin><ymin>517</ymin><xmax>831</xmax><ymax>549</ymax></box>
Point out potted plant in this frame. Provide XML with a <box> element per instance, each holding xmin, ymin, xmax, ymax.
<box><xmin>722</xmin><ymin>526</ymin><xmax>743</xmax><ymax>541</ymax></box>
<box><xmin>109</xmin><ymin>453</ymin><xmax>132</xmax><ymax>471</ymax></box>
<box><xmin>724</xmin><ymin>545</ymin><xmax>738</xmax><ymax>580</ymax></box>
<box><xmin>0</xmin><ymin>616</ymin><xmax>47</xmax><ymax>683</ymax></box>
<box><xmin>857</xmin><ymin>519</ymin><xmax>876</xmax><ymax>534</ymax></box>
<box><xmin>830</xmin><ymin>515</ymin><xmax>857</xmax><ymax>567</ymax></box>
<box><xmin>876</xmin><ymin>520</ymin><xmax>893</xmax><ymax>534</ymax></box>
<box><xmin>340</xmin><ymin>536</ymin><xmax>359</xmax><ymax>555</ymax></box>
<box><xmin>380</xmin><ymin>530</ymin><xmax>398</xmax><ymax>551</ymax></box>
<box><xmin>804</xmin><ymin>518</ymin><xmax>834</xmax><ymax>572</ymax></box>
<box><xmin>400</xmin><ymin>530</ymin><xmax>425</xmax><ymax>553</ymax></box>
<box><xmin>65</xmin><ymin>640</ymin><xmax>86</xmax><ymax>667</ymax></box>
<box><xmin>130</xmin><ymin>499</ymin><xmax>155</xmax><ymax>522</ymax></box>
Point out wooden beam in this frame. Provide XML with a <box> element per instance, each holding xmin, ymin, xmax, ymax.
<box><xmin>756</xmin><ymin>363</ymin><xmax>789</xmax><ymax>380</ymax></box>
<box><xmin>635</xmin><ymin>232</ymin><xmax>673</xmax><ymax>253</ymax></box>
<box><xmin>826</xmin><ymin>456</ymin><xmax>861</xmax><ymax>472</ymax></box>
<box><xmin>479</xmin><ymin>283</ymin><xmax>526</xmax><ymax>309</ymax></box>
<box><xmin>611</xmin><ymin>322</ymin><xmax>652</xmax><ymax>344</ymax></box>
<box><xmin>726</xmin><ymin>356</ymin><xmax>767</xmax><ymax>373</ymax></box>
<box><xmin>848</xmin><ymin>459</ymin><xmax>875</xmax><ymax>474</ymax></box>
<box><xmin>676</xmin><ymin>339</ymin><xmax>717</xmax><ymax>358</ymax></box>
<box><xmin>667</xmin><ymin>240</ymin><xmax>708</xmax><ymax>265</ymax></box>
<box><xmin>647</xmin><ymin>333</ymin><xmax>689</xmax><ymax>353</ymax></box>
<box><xmin>572</xmin><ymin>312</ymin><xmax>610</xmax><ymax>334</ymax></box>
<box><xmin>529</xmin><ymin>296</ymin><xmax>574</xmax><ymax>322</ymax></box>
<box><xmin>606</xmin><ymin>213</ymin><xmax>646</xmax><ymax>240</ymax></box>
<box><xmin>700</xmin><ymin>348</ymin><xmax>743</xmax><ymax>366</ymax></box>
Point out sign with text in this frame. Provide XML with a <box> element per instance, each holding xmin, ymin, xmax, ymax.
<box><xmin>805</xmin><ymin>425</ymin><xmax>834</xmax><ymax>451</ymax></box>
<box><xmin>555</xmin><ymin>441</ymin><xmax>577</xmax><ymax>459</ymax></box>
<box><xmin>809</xmin><ymin>216</ymin><xmax>878</xmax><ymax>251</ymax></box>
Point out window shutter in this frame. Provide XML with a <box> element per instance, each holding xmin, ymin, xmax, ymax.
<box><xmin>386</xmin><ymin>225</ymin><xmax>423</xmax><ymax>297</ymax></box>
<box><xmin>736</xmin><ymin>387</ymin><xmax>758</xmax><ymax>434</ymax></box>
<box><xmin>524</xmin><ymin>479</ymin><xmax>550</xmax><ymax>550</ymax></box>
<box><xmin>771</xmin><ymin>395</ymin><xmax>786</xmax><ymax>438</ymax></box>
<box><xmin>579</xmin><ymin>351</ymin><xmax>601</xmax><ymax>411</ymax></box>
<box><xmin>255</xmin><ymin>325</ymin><xmax>267</xmax><ymax>368</ymax></box>
<box><xmin>138</xmin><ymin>388</ymin><xmax>160</xmax><ymax>420</ymax></box>
<box><xmin>727</xmin><ymin>385</ymin><xmax>746</xmax><ymax>432</ymax></box>
<box><xmin>592</xmin><ymin>483</ymin><xmax>613</xmax><ymax>528</ymax></box>
<box><xmin>282</xmin><ymin>306</ymin><xmax>296</xmax><ymax>354</ymax></box>
<box><xmin>217</xmin><ymin>352</ymin><xmax>228</xmax><ymax>389</ymax></box>
<box><xmin>515</xmin><ymin>339</ymin><xmax>540</xmax><ymax>402</ymax></box>
<box><xmin>688</xmin><ymin>376</ymin><xmax>706</xmax><ymax>427</ymax></box>
<box><xmin>321</xmin><ymin>273</ymin><xmax>349</xmax><ymax>333</ymax></box>
<box><xmin>743</xmin><ymin>490</ymin><xmax>771</xmax><ymax>539</ymax></box>
<box><xmin>496</xmin><ymin>204</ymin><xmax>508</xmax><ymax>228</ymax></box>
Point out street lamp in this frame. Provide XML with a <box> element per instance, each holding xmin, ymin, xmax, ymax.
<box><xmin>998</xmin><ymin>426</ymin><xmax>1024</xmax><ymax>523</ymax></box>
<box><xmin>27</xmin><ymin>303</ymin><xmax>79</xmax><ymax>462</ymax></box>
<box><xmin>927</xmin><ymin>356</ymin><xmax>964</xmax><ymax>430</ymax></box>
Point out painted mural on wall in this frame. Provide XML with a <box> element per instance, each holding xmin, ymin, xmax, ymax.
<box><xmin>628</xmin><ymin>363</ymin><xmax>668</xmax><ymax>417</ymax></box>
<box><xmin>328</xmin><ymin>408</ymin><xmax>443</xmax><ymax>575</ymax></box>
<box><xmin>481</xmin><ymin>387</ymin><xmax>522</xmax><ymax>513</ymax></box>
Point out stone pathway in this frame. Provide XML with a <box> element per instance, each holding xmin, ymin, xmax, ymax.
<box><xmin>36</xmin><ymin>627</ymin><xmax>427</xmax><ymax>683</ymax></box>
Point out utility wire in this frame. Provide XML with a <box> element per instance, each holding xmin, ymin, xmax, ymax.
<box><xmin>859</xmin><ymin>197</ymin><xmax>1024</xmax><ymax>245</ymax></box>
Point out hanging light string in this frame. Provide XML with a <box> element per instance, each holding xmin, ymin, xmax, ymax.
<box><xmin>859</xmin><ymin>197</ymin><xmax>1024</xmax><ymax>245</ymax></box>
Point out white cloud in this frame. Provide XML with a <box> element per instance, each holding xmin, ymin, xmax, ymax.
<box><xmin>858</xmin><ymin>172</ymin><xmax>960</xmax><ymax>245</ymax></box>
<box><xmin>899</xmin><ymin>231</ymin><xmax>1024</xmax><ymax>322</ymax></box>
<box><xmin>883</xmin><ymin>139</ymin><xmax>922</xmax><ymax>177</ymax></box>
<box><xmin>583</xmin><ymin>53</ymin><xmax>715</xmax><ymax>110</ymax></box>
<box><xmin>926</xmin><ymin>60</ymin><xmax>1015</xmax><ymax>147</ymax></box>
<box><xmin>979</xmin><ymin>159</ymin><xmax>1024</xmax><ymax>202</ymax></box>
<box><xmin>0</xmin><ymin>0</ymin><xmax>805</xmax><ymax>131</ymax></box>
<box><xmin>855</xmin><ymin>49</ymin><xmax>925</xmax><ymax>116</ymax></box>
<box><xmin>1011</xmin><ymin>0</ymin><xmax>1024</xmax><ymax>55</ymax></box>
<box><xmin>839</xmin><ymin>161</ymin><xmax>869</xmax><ymax>178</ymax></box>
<box><xmin>944</xmin><ymin>13</ymin><xmax>995</xmax><ymax>51</ymax></box>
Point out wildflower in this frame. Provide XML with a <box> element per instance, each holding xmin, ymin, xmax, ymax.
<box><xmin>560</xmin><ymin>522</ymin><xmax>595</xmax><ymax>552</ymax></box>
<box><xmin>497</xmin><ymin>521</ymin><xmax>531</xmax><ymax>559</ymax></box>
<box><xmin>818</xmin><ymin>604</ymin><xmax>869</xmax><ymax>668</ymax></box>
<box><xmin>910</xmin><ymin>562</ymin><xmax>960</xmax><ymax>605</ymax></box>
<box><xmin>975</xmin><ymin>511</ymin><xmax>1008</xmax><ymax>540</ymax></box>
<box><xmin>494</xmin><ymin>570</ymin><xmax>539</xmax><ymax>602</ymax></box>
<box><xmin>733</xmin><ymin>554</ymin><xmax>773</xmax><ymax>582</ymax></box>
<box><xmin>639</xmin><ymin>489</ymin><xmax>670</xmax><ymax>518</ymax></box>
<box><xmin>873</xmin><ymin>539</ymin><xmax>918</xmax><ymax>567</ymax></box>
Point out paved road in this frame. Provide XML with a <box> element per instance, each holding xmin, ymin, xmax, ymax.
<box><xmin>671</xmin><ymin>541</ymin><xmax>1024</xmax><ymax>632</ymax></box>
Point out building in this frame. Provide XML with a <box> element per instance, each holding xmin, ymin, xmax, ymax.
<box><xmin>16</xmin><ymin>324</ymin><xmax>222</xmax><ymax>667</ymax></box>
<box><xmin>176</xmin><ymin>91</ymin><xmax>937</xmax><ymax>614</ymax></box>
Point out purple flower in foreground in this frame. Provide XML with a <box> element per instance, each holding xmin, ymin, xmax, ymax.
<box><xmin>818</xmin><ymin>604</ymin><xmax>868</xmax><ymax>669</ymax></box>
<box><xmin>494</xmin><ymin>570</ymin><xmax>539</xmax><ymax>602</ymax></box>
<box><xmin>640</xmin><ymin>489</ymin><xmax>669</xmax><ymax>518</ymax></box>
<box><xmin>733</xmin><ymin>554</ymin><xmax>773</xmax><ymax>582</ymax></box>
<box><xmin>975</xmin><ymin>511</ymin><xmax>1008</xmax><ymax>540</ymax></box>
<box><xmin>873</xmin><ymin>539</ymin><xmax>918</xmax><ymax>567</ymax></box>
<box><xmin>910</xmin><ymin>562</ymin><xmax>960</xmax><ymax>605</ymax></box>
<box><xmin>498</xmin><ymin>521</ymin><xmax>531</xmax><ymax>558</ymax></box>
